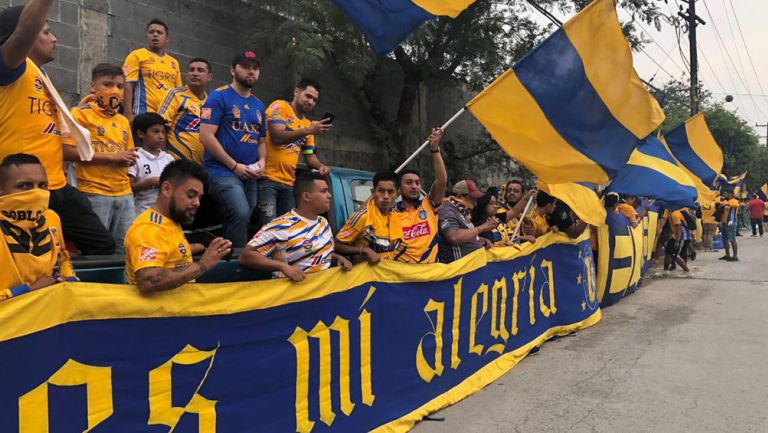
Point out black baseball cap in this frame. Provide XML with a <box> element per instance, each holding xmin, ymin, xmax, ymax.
<box><xmin>0</xmin><ymin>6</ymin><xmax>24</xmax><ymax>45</ymax></box>
<box><xmin>231</xmin><ymin>50</ymin><xmax>261</xmax><ymax>68</ymax></box>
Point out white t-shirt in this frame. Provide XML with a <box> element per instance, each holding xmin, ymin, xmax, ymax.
<box><xmin>128</xmin><ymin>147</ymin><xmax>175</xmax><ymax>215</ymax></box>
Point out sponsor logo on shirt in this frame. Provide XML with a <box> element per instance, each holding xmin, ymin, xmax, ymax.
<box><xmin>178</xmin><ymin>243</ymin><xmax>187</xmax><ymax>255</ymax></box>
<box><xmin>201</xmin><ymin>108</ymin><xmax>212</xmax><ymax>120</ymax></box>
<box><xmin>33</xmin><ymin>77</ymin><xmax>44</xmax><ymax>93</ymax></box>
<box><xmin>232</xmin><ymin>106</ymin><xmax>241</xmax><ymax>120</ymax></box>
<box><xmin>302</xmin><ymin>239</ymin><xmax>314</xmax><ymax>253</ymax></box>
<box><xmin>41</xmin><ymin>122</ymin><xmax>61</xmax><ymax>136</ymax></box>
<box><xmin>139</xmin><ymin>246</ymin><xmax>157</xmax><ymax>262</ymax></box>
<box><xmin>96</xmin><ymin>126</ymin><xmax>105</xmax><ymax>136</ymax></box>
<box><xmin>155</xmin><ymin>83</ymin><xmax>168</xmax><ymax>91</ymax></box>
<box><xmin>123</xmin><ymin>130</ymin><xmax>129</xmax><ymax>142</ymax></box>
<box><xmin>403</xmin><ymin>221</ymin><xmax>431</xmax><ymax>240</ymax></box>
<box><xmin>187</xmin><ymin>118</ymin><xmax>201</xmax><ymax>131</ymax></box>
<box><xmin>418</xmin><ymin>209</ymin><xmax>428</xmax><ymax>221</ymax></box>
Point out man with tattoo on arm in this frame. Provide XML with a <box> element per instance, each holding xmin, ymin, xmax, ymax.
<box><xmin>124</xmin><ymin>159</ymin><xmax>231</xmax><ymax>292</ymax></box>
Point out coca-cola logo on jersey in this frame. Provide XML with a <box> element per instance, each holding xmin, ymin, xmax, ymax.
<box><xmin>403</xmin><ymin>222</ymin><xmax>431</xmax><ymax>240</ymax></box>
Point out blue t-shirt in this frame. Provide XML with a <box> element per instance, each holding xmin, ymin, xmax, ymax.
<box><xmin>201</xmin><ymin>85</ymin><xmax>266</xmax><ymax>178</ymax></box>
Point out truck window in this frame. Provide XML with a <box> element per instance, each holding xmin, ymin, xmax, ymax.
<box><xmin>351</xmin><ymin>179</ymin><xmax>373</xmax><ymax>210</ymax></box>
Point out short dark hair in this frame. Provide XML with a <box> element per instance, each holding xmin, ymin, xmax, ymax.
<box><xmin>399</xmin><ymin>169</ymin><xmax>420</xmax><ymax>179</ymax></box>
<box><xmin>91</xmin><ymin>63</ymin><xmax>124</xmax><ymax>81</ymax></box>
<box><xmin>293</xmin><ymin>171</ymin><xmax>327</xmax><ymax>203</ymax></box>
<box><xmin>297</xmin><ymin>78</ymin><xmax>321</xmax><ymax>92</ymax></box>
<box><xmin>536</xmin><ymin>190</ymin><xmax>556</xmax><ymax>208</ymax></box>
<box><xmin>604</xmin><ymin>193</ymin><xmax>620</xmax><ymax>208</ymax></box>
<box><xmin>132</xmin><ymin>112</ymin><xmax>167</xmax><ymax>136</ymax></box>
<box><xmin>506</xmin><ymin>179</ymin><xmax>525</xmax><ymax>192</ymax></box>
<box><xmin>147</xmin><ymin>18</ymin><xmax>169</xmax><ymax>34</ymax></box>
<box><xmin>471</xmin><ymin>194</ymin><xmax>495</xmax><ymax>222</ymax></box>
<box><xmin>189</xmin><ymin>57</ymin><xmax>211</xmax><ymax>72</ymax></box>
<box><xmin>373</xmin><ymin>171</ymin><xmax>400</xmax><ymax>189</ymax></box>
<box><xmin>0</xmin><ymin>153</ymin><xmax>42</xmax><ymax>184</ymax></box>
<box><xmin>160</xmin><ymin>159</ymin><xmax>207</xmax><ymax>186</ymax></box>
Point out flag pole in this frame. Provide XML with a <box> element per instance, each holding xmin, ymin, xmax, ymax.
<box><xmin>509</xmin><ymin>195</ymin><xmax>536</xmax><ymax>242</ymax></box>
<box><xmin>394</xmin><ymin>108</ymin><xmax>466</xmax><ymax>174</ymax></box>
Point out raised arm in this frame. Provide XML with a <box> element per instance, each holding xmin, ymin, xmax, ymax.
<box><xmin>427</xmin><ymin>128</ymin><xmax>447</xmax><ymax>207</ymax></box>
<box><xmin>1</xmin><ymin>0</ymin><xmax>55</xmax><ymax>69</ymax></box>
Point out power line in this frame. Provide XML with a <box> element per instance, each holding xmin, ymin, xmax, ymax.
<box><xmin>696</xmin><ymin>42</ymin><xmax>726</xmax><ymax>93</ymax></box>
<box><xmin>630</xmin><ymin>17</ymin><xmax>688</xmax><ymax>76</ymax></box>
<box><xmin>719</xmin><ymin>0</ymin><xmax>752</xmax><ymax>95</ymax></box>
<box><xmin>726</xmin><ymin>0</ymin><xmax>768</xmax><ymax>103</ymax></box>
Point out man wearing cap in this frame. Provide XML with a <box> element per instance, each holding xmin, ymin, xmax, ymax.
<box><xmin>199</xmin><ymin>51</ymin><xmax>267</xmax><ymax>248</ymax></box>
<box><xmin>0</xmin><ymin>0</ymin><xmax>115</xmax><ymax>254</ymax></box>
<box><xmin>437</xmin><ymin>179</ymin><xmax>497</xmax><ymax>263</ymax></box>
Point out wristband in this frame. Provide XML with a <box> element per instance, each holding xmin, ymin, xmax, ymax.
<box><xmin>231</xmin><ymin>162</ymin><xmax>239</xmax><ymax>171</ymax></box>
<box><xmin>430</xmin><ymin>148</ymin><xmax>440</xmax><ymax>153</ymax></box>
<box><xmin>9</xmin><ymin>284</ymin><xmax>30</xmax><ymax>297</ymax></box>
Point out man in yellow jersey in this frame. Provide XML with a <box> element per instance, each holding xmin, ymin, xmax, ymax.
<box><xmin>615</xmin><ymin>195</ymin><xmax>650</xmax><ymax>228</ymax></box>
<box><xmin>260</xmin><ymin>78</ymin><xmax>332</xmax><ymax>225</ymax></box>
<box><xmin>123</xmin><ymin>18</ymin><xmax>182</xmax><ymax>121</ymax></box>
<box><xmin>0</xmin><ymin>153</ymin><xmax>76</xmax><ymax>301</ymax></box>
<box><xmin>158</xmin><ymin>57</ymin><xmax>212</xmax><ymax>164</ymax></box>
<box><xmin>336</xmin><ymin>172</ymin><xmax>408</xmax><ymax>264</ymax></box>
<box><xmin>718</xmin><ymin>190</ymin><xmax>740</xmax><ymax>262</ymax></box>
<box><xmin>700</xmin><ymin>199</ymin><xmax>718</xmax><ymax>251</ymax></box>
<box><xmin>240</xmin><ymin>171</ymin><xmax>352</xmax><ymax>281</ymax></box>
<box><xmin>0</xmin><ymin>1</ymin><xmax>115</xmax><ymax>254</ymax></box>
<box><xmin>64</xmin><ymin>63</ymin><xmax>137</xmax><ymax>255</ymax></box>
<box><xmin>395</xmin><ymin>127</ymin><xmax>446</xmax><ymax>264</ymax></box>
<box><xmin>125</xmin><ymin>160</ymin><xmax>232</xmax><ymax>292</ymax></box>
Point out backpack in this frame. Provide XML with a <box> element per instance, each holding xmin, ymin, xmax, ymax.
<box><xmin>682</xmin><ymin>209</ymin><xmax>697</xmax><ymax>231</ymax></box>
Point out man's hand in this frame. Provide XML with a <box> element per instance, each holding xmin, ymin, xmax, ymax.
<box><xmin>316</xmin><ymin>164</ymin><xmax>330</xmax><ymax>176</ymax></box>
<box><xmin>110</xmin><ymin>150</ymin><xmax>138</xmax><ymax>167</ymax></box>
<box><xmin>29</xmin><ymin>275</ymin><xmax>63</xmax><ymax>291</ymax></box>
<box><xmin>199</xmin><ymin>237</ymin><xmax>233</xmax><ymax>270</ymax></box>
<box><xmin>336</xmin><ymin>254</ymin><xmax>353</xmax><ymax>271</ymax></box>
<box><xmin>478</xmin><ymin>217</ymin><xmax>500</xmax><ymax>233</ymax></box>
<box><xmin>481</xmin><ymin>238</ymin><xmax>494</xmax><ymax>249</ymax></box>
<box><xmin>523</xmin><ymin>189</ymin><xmax>537</xmax><ymax>202</ymax></box>
<box><xmin>361</xmin><ymin>247</ymin><xmax>381</xmax><ymax>265</ymax></box>
<box><xmin>280</xmin><ymin>263</ymin><xmax>306</xmax><ymax>282</ymax></box>
<box><xmin>428</xmin><ymin>127</ymin><xmax>444</xmax><ymax>151</ymax></box>
<box><xmin>307</xmin><ymin>118</ymin><xmax>332</xmax><ymax>135</ymax></box>
<box><xmin>233</xmin><ymin>163</ymin><xmax>257</xmax><ymax>180</ymax></box>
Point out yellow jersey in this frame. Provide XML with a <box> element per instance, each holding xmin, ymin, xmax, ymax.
<box><xmin>263</xmin><ymin>100</ymin><xmax>315</xmax><ymax>186</ymax></box>
<box><xmin>124</xmin><ymin>209</ymin><xmax>193</xmax><ymax>284</ymax></box>
<box><xmin>669</xmin><ymin>210</ymin><xmax>685</xmax><ymax>240</ymax></box>
<box><xmin>159</xmin><ymin>86</ymin><xmax>207</xmax><ymax>164</ymax></box>
<box><xmin>0</xmin><ymin>58</ymin><xmax>66</xmax><ymax>189</ymax></box>
<box><xmin>394</xmin><ymin>198</ymin><xmax>439</xmax><ymax>263</ymax></box>
<box><xmin>123</xmin><ymin>48</ymin><xmax>182</xmax><ymax>116</ymax></box>
<box><xmin>531</xmin><ymin>211</ymin><xmax>550</xmax><ymax>237</ymax></box>
<box><xmin>65</xmin><ymin>105</ymin><xmax>134</xmax><ymax>196</ymax></box>
<box><xmin>337</xmin><ymin>199</ymin><xmax>407</xmax><ymax>262</ymax></box>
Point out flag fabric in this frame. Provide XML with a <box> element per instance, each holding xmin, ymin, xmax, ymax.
<box><xmin>537</xmin><ymin>182</ymin><xmax>606</xmax><ymax>227</ymax></box>
<box><xmin>607</xmin><ymin>136</ymin><xmax>698</xmax><ymax>209</ymax></box>
<box><xmin>757</xmin><ymin>184</ymin><xmax>768</xmax><ymax>201</ymax></box>
<box><xmin>330</xmin><ymin>0</ymin><xmax>476</xmax><ymax>55</ymax></box>
<box><xmin>659</xmin><ymin>136</ymin><xmax>718</xmax><ymax>206</ymax></box>
<box><xmin>664</xmin><ymin>113</ymin><xmax>724</xmax><ymax>188</ymax></box>
<box><xmin>466</xmin><ymin>0</ymin><xmax>664</xmax><ymax>185</ymax></box>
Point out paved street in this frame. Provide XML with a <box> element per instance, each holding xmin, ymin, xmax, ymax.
<box><xmin>413</xmin><ymin>236</ymin><xmax>768</xmax><ymax>433</ymax></box>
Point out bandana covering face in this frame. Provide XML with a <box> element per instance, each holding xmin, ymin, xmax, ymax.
<box><xmin>448</xmin><ymin>195</ymin><xmax>474</xmax><ymax>220</ymax></box>
<box><xmin>0</xmin><ymin>189</ymin><xmax>73</xmax><ymax>295</ymax></box>
<box><xmin>81</xmin><ymin>87</ymin><xmax>124</xmax><ymax>117</ymax></box>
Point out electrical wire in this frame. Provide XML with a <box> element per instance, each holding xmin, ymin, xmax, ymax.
<box><xmin>726</xmin><ymin>0</ymin><xmax>768</xmax><ymax>103</ymax></box>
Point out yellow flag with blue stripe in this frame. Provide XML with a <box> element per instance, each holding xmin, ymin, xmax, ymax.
<box><xmin>664</xmin><ymin>113</ymin><xmax>724</xmax><ymax>188</ymax></box>
<box><xmin>537</xmin><ymin>182</ymin><xmax>606</xmax><ymax>227</ymax></box>
<box><xmin>466</xmin><ymin>0</ymin><xmax>664</xmax><ymax>184</ymax></box>
<box><xmin>757</xmin><ymin>183</ymin><xmax>768</xmax><ymax>201</ymax></box>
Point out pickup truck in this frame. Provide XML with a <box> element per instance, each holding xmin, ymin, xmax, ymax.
<box><xmin>73</xmin><ymin>166</ymin><xmax>376</xmax><ymax>283</ymax></box>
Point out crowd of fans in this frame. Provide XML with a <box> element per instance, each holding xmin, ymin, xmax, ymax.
<box><xmin>0</xmin><ymin>1</ymin><xmax>764</xmax><ymax>300</ymax></box>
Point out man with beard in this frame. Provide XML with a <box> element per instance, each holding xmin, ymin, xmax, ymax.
<box><xmin>200</xmin><ymin>51</ymin><xmax>267</xmax><ymax>248</ymax></box>
<box><xmin>124</xmin><ymin>159</ymin><xmax>232</xmax><ymax>292</ymax></box>
<box><xmin>0</xmin><ymin>153</ymin><xmax>76</xmax><ymax>301</ymax></box>
<box><xmin>0</xmin><ymin>1</ymin><xmax>115</xmax><ymax>254</ymax></box>
<box><xmin>394</xmin><ymin>127</ymin><xmax>446</xmax><ymax>264</ymax></box>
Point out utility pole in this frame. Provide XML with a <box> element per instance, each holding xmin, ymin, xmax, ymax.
<box><xmin>679</xmin><ymin>0</ymin><xmax>706</xmax><ymax>115</ymax></box>
<box><xmin>756</xmin><ymin>123</ymin><xmax>768</xmax><ymax>147</ymax></box>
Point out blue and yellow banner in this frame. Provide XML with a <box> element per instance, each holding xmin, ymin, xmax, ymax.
<box><xmin>0</xmin><ymin>233</ymin><xmax>600</xmax><ymax>432</ymax></box>
<box><xmin>608</xmin><ymin>136</ymin><xmax>698</xmax><ymax>209</ymax></box>
<box><xmin>664</xmin><ymin>113</ymin><xmax>724</xmax><ymax>189</ymax></box>
<box><xmin>331</xmin><ymin>0</ymin><xmax>475</xmax><ymax>55</ymax></box>
<box><xmin>757</xmin><ymin>183</ymin><xmax>768</xmax><ymax>201</ymax></box>
<box><xmin>466</xmin><ymin>0</ymin><xmax>664</xmax><ymax>185</ymax></box>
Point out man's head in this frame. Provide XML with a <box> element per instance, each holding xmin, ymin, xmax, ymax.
<box><xmin>535</xmin><ymin>191</ymin><xmax>557</xmax><ymax>215</ymax></box>
<box><xmin>230</xmin><ymin>51</ymin><xmax>261</xmax><ymax>89</ymax></box>
<box><xmin>604</xmin><ymin>192</ymin><xmax>620</xmax><ymax>210</ymax></box>
<box><xmin>399</xmin><ymin>169</ymin><xmax>422</xmax><ymax>202</ymax></box>
<box><xmin>0</xmin><ymin>153</ymin><xmax>47</xmax><ymax>196</ymax></box>
<box><xmin>133</xmin><ymin>113</ymin><xmax>167</xmax><ymax>149</ymax></box>
<box><xmin>146</xmin><ymin>19</ymin><xmax>170</xmax><ymax>52</ymax></box>
<box><xmin>292</xmin><ymin>78</ymin><xmax>321</xmax><ymax>115</ymax></box>
<box><xmin>504</xmin><ymin>180</ymin><xmax>525</xmax><ymax>205</ymax></box>
<box><xmin>158</xmin><ymin>160</ymin><xmax>208</xmax><ymax>225</ymax></box>
<box><xmin>723</xmin><ymin>190</ymin><xmax>734</xmax><ymax>200</ymax></box>
<box><xmin>187</xmin><ymin>57</ymin><xmax>212</xmax><ymax>89</ymax></box>
<box><xmin>453</xmin><ymin>179</ymin><xmax>484</xmax><ymax>206</ymax></box>
<box><xmin>372</xmin><ymin>172</ymin><xmax>400</xmax><ymax>214</ymax></box>
<box><xmin>0</xmin><ymin>6</ymin><xmax>57</xmax><ymax>65</ymax></box>
<box><xmin>294</xmin><ymin>171</ymin><xmax>331</xmax><ymax>215</ymax></box>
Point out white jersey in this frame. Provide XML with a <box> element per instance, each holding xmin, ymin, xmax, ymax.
<box><xmin>128</xmin><ymin>147</ymin><xmax>175</xmax><ymax>215</ymax></box>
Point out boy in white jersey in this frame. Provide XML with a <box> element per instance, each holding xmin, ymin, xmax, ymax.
<box><xmin>129</xmin><ymin>113</ymin><xmax>175</xmax><ymax>215</ymax></box>
<box><xmin>239</xmin><ymin>171</ymin><xmax>352</xmax><ymax>282</ymax></box>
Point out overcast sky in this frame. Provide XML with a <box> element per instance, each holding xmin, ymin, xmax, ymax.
<box><xmin>539</xmin><ymin>0</ymin><xmax>768</xmax><ymax>134</ymax></box>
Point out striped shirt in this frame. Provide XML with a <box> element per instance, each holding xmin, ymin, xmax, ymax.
<box><xmin>247</xmin><ymin>210</ymin><xmax>334</xmax><ymax>278</ymax></box>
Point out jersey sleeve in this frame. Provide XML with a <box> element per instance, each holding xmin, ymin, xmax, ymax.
<box><xmin>438</xmin><ymin>208</ymin><xmax>464</xmax><ymax>234</ymax></box>
<box><xmin>301</xmin><ymin>131</ymin><xmax>316</xmax><ymax>154</ymax></box>
<box><xmin>336</xmin><ymin>211</ymin><xmax>365</xmax><ymax>245</ymax></box>
<box><xmin>174</xmin><ymin>60</ymin><xmax>183</xmax><ymax>88</ymax></box>
<box><xmin>126</xmin><ymin>224</ymin><xmax>172</xmax><ymax>273</ymax></box>
<box><xmin>0</xmin><ymin>46</ymin><xmax>27</xmax><ymax>86</ymax></box>
<box><xmin>246</xmin><ymin>222</ymin><xmax>283</xmax><ymax>256</ymax></box>
<box><xmin>123</xmin><ymin>51</ymin><xmax>141</xmax><ymax>82</ymax></box>
<box><xmin>200</xmin><ymin>91</ymin><xmax>223</xmax><ymax>126</ymax></box>
<box><xmin>267</xmin><ymin>100</ymin><xmax>290</xmax><ymax>126</ymax></box>
<box><xmin>61</xmin><ymin>107</ymin><xmax>86</xmax><ymax>146</ymax></box>
<box><xmin>158</xmin><ymin>90</ymin><xmax>181</xmax><ymax>122</ymax></box>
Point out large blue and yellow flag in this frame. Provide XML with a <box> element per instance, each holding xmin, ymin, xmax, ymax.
<box><xmin>757</xmin><ymin>183</ymin><xmax>768</xmax><ymax>201</ymax></box>
<box><xmin>466</xmin><ymin>0</ymin><xmax>664</xmax><ymax>185</ymax></box>
<box><xmin>607</xmin><ymin>136</ymin><xmax>698</xmax><ymax>209</ymax></box>
<box><xmin>331</xmin><ymin>0</ymin><xmax>476</xmax><ymax>55</ymax></box>
<box><xmin>664</xmin><ymin>113</ymin><xmax>724</xmax><ymax>188</ymax></box>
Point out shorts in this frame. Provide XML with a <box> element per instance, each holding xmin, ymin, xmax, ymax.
<box><xmin>722</xmin><ymin>224</ymin><xmax>737</xmax><ymax>243</ymax></box>
<box><xmin>678</xmin><ymin>240</ymin><xmax>691</xmax><ymax>262</ymax></box>
<box><xmin>664</xmin><ymin>238</ymin><xmax>678</xmax><ymax>256</ymax></box>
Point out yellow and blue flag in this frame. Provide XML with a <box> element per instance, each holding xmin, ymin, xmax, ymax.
<box><xmin>466</xmin><ymin>0</ymin><xmax>664</xmax><ymax>185</ymax></box>
<box><xmin>331</xmin><ymin>0</ymin><xmax>475</xmax><ymax>55</ymax></box>
<box><xmin>607</xmin><ymin>136</ymin><xmax>698</xmax><ymax>209</ymax></box>
<box><xmin>658</xmin><ymin>137</ymin><xmax>718</xmax><ymax>206</ymax></box>
<box><xmin>757</xmin><ymin>183</ymin><xmax>768</xmax><ymax>201</ymax></box>
<box><xmin>537</xmin><ymin>182</ymin><xmax>606</xmax><ymax>227</ymax></box>
<box><xmin>664</xmin><ymin>113</ymin><xmax>724</xmax><ymax>188</ymax></box>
